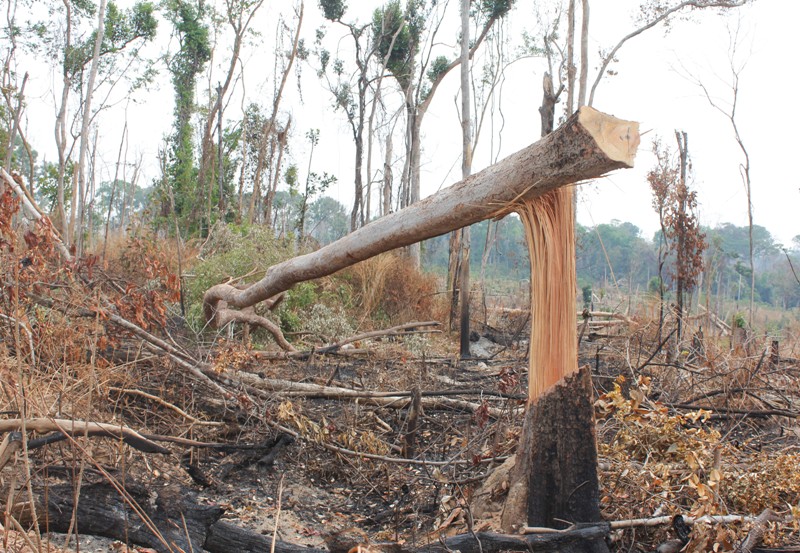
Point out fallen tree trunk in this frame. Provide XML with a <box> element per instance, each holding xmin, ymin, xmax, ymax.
<box><xmin>0</xmin><ymin>418</ymin><xmax>170</xmax><ymax>455</ymax></box>
<box><xmin>204</xmin><ymin>107</ymin><xmax>639</xmax><ymax>328</ymax></box>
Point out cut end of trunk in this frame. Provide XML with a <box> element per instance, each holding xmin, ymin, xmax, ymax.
<box><xmin>578</xmin><ymin>106</ymin><xmax>640</xmax><ymax>168</ymax></box>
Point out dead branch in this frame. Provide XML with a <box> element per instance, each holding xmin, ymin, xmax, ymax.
<box><xmin>252</xmin><ymin>321</ymin><xmax>442</xmax><ymax>359</ymax></box>
<box><xmin>269</xmin><ymin>420</ymin><xmax>507</xmax><ymax>467</ymax></box>
<box><xmin>0</xmin><ymin>418</ymin><xmax>170</xmax><ymax>455</ymax></box>
<box><xmin>232</xmin><ymin>373</ymin><xmax>513</xmax><ymax>418</ymax></box>
<box><xmin>735</xmin><ymin>509</ymin><xmax>781</xmax><ymax>553</ymax></box>
<box><xmin>107</xmin><ymin>387</ymin><xmax>223</xmax><ymax>427</ymax></box>
<box><xmin>671</xmin><ymin>403</ymin><xmax>799</xmax><ymax>418</ymax></box>
<box><xmin>0</xmin><ymin>432</ymin><xmax>23</xmax><ymax>471</ymax></box>
<box><xmin>1</xmin><ymin>168</ymin><xmax>72</xmax><ymax>262</ymax></box>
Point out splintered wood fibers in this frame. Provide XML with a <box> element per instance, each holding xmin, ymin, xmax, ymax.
<box><xmin>518</xmin><ymin>186</ymin><xmax>577</xmax><ymax>401</ymax></box>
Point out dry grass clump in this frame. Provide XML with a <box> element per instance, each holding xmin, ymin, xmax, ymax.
<box><xmin>349</xmin><ymin>253</ymin><xmax>444</xmax><ymax>325</ymax></box>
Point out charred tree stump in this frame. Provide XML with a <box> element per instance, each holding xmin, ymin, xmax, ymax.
<box><xmin>503</xmin><ymin>368</ymin><xmax>607</xmax><ymax>552</ymax></box>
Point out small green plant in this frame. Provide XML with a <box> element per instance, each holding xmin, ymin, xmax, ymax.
<box><xmin>582</xmin><ymin>284</ymin><xmax>592</xmax><ymax>309</ymax></box>
<box><xmin>732</xmin><ymin>312</ymin><xmax>747</xmax><ymax>329</ymax></box>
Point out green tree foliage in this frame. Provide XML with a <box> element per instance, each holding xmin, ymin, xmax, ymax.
<box><xmin>372</xmin><ymin>0</ymin><xmax>421</xmax><ymax>89</ymax></box>
<box><xmin>577</xmin><ymin>221</ymin><xmax>654</xmax><ymax>290</ymax></box>
<box><xmin>94</xmin><ymin>179</ymin><xmax>151</xmax><ymax>229</ymax></box>
<box><xmin>318</xmin><ymin>0</ymin><xmax>347</xmax><ymax>21</ymax></box>
<box><xmin>306</xmin><ymin>196</ymin><xmax>348</xmax><ymax>245</ymax></box>
<box><xmin>35</xmin><ymin>161</ymin><xmax>75</xmax><ymax>211</ymax></box>
<box><xmin>29</xmin><ymin>0</ymin><xmax>157</xmax><ymax>89</ymax></box>
<box><xmin>479</xmin><ymin>0</ymin><xmax>514</xmax><ymax>19</ymax></box>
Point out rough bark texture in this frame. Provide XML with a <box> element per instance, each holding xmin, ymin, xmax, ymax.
<box><xmin>204</xmin><ymin>107</ymin><xmax>639</xmax><ymax>323</ymax></box>
<box><xmin>502</xmin><ymin>368</ymin><xmax>607</xmax><ymax>553</ymax></box>
<box><xmin>15</xmin><ymin>481</ymin><xmax>222</xmax><ymax>553</ymax></box>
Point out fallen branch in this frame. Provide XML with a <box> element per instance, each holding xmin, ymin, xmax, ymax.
<box><xmin>671</xmin><ymin>403</ymin><xmax>799</xmax><ymax>418</ymax></box>
<box><xmin>233</xmin><ymin>373</ymin><xmax>514</xmax><ymax>418</ymax></box>
<box><xmin>0</xmin><ymin>432</ymin><xmax>23</xmax><ymax>471</ymax></box>
<box><xmin>521</xmin><ymin>512</ymin><xmax>791</xmax><ymax>533</ymax></box>
<box><xmin>252</xmin><ymin>321</ymin><xmax>442</xmax><ymax>359</ymax></box>
<box><xmin>30</xmin><ymin>293</ymin><xmax>232</xmax><ymax>400</ymax></box>
<box><xmin>0</xmin><ymin>418</ymin><xmax>169</xmax><ymax>455</ymax></box>
<box><xmin>212</xmin><ymin>295</ymin><xmax>295</xmax><ymax>352</ymax></box>
<box><xmin>735</xmin><ymin>509</ymin><xmax>781</xmax><ymax>553</ymax></box>
<box><xmin>269</xmin><ymin>420</ymin><xmax>508</xmax><ymax>467</ymax></box>
<box><xmin>107</xmin><ymin>387</ymin><xmax>223</xmax><ymax>427</ymax></box>
<box><xmin>12</xmin><ymin>477</ymin><xmax>612</xmax><ymax>553</ymax></box>
<box><xmin>0</xmin><ymin>313</ymin><xmax>35</xmax><ymax>367</ymax></box>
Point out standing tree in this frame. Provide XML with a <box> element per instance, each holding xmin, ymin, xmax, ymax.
<box><xmin>457</xmin><ymin>0</ymin><xmax>472</xmax><ymax>358</ymax></box>
<box><xmin>196</xmin><ymin>0</ymin><xmax>266</xmax><ymax>229</ymax></box>
<box><xmin>647</xmin><ymin>133</ymin><xmax>706</xmax><ymax>342</ymax></box>
<box><xmin>374</xmin><ymin>0</ymin><xmax>513</xmax><ymax>268</ymax></box>
<box><xmin>315</xmin><ymin>0</ymin><xmax>380</xmax><ymax>231</ymax></box>
<box><xmin>295</xmin><ymin>129</ymin><xmax>336</xmax><ymax>243</ymax></box>
<box><xmin>695</xmin><ymin>27</ymin><xmax>754</xmax><ymax>326</ymax></box>
<box><xmin>164</xmin><ymin>0</ymin><xmax>211</xmax><ymax>234</ymax></box>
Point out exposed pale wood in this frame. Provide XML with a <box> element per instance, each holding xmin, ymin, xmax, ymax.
<box><xmin>204</xmin><ymin>107</ymin><xmax>639</xmax><ymax>327</ymax></box>
<box><xmin>523</xmin><ymin>513</ymin><xmax>784</xmax><ymax>532</ymax></box>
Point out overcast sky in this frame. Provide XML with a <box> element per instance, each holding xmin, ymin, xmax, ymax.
<box><xmin>16</xmin><ymin>0</ymin><xmax>799</xmax><ymax>247</ymax></box>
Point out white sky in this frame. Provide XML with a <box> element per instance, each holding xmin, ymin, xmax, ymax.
<box><xmin>15</xmin><ymin>0</ymin><xmax>799</xmax><ymax>246</ymax></box>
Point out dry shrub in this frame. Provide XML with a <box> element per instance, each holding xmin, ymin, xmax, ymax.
<box><xmin>350</xmin><ymin>253</ymin><xmax>395</xmax><ymax>318</ymax></box>
<box><xmin>349</xmin><ymin>253</ymin><xmax>444</xmax><ymax>325</ymax></box>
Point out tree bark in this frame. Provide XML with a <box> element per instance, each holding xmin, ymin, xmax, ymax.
<box><xmin>458</xmin><ymin>0</ymin><xmax>473</xmax><ymax>358</ymax></box>
<box><xmin>204</xmin><ymin>107</ymin><xmax>639</xmax><ymax>323</ymax></box>
<box><xmin>502</xmin><ymin>369</ymin><xmax>607</xmax><ymax>553</ymax></box>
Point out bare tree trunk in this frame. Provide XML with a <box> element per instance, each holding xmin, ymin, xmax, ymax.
<box><xmin>217</xmin><ymin>83</ymin><xmax>225</xmax><ymax>216</ymax></box>
<box><xmin>566</xmin><ymin>0</ymin><xmax>576</xmax><ymax>114</ymax></box>
<box><xmin>448</xmin><ymin>230</ymin><xmax>462</xmax><ymax>331</ymax></box>
<box><xmin>382</xmin><ymin>131</ymin><xmax>393</xmax><ymax>217</ymax></box>
<box><xmin>251</xmin><ymin>3</ymin><xmax>303</xmax><ymax>223</ymax></box>
<box><xmin>75</xmin><ymin>0</ymin><xmax>107</xmax><ymax>255</ymax></box>
<box><xmin>458</xmin><ymin>0</ymin><xmax>473</xmax><ymax>358</ymax></box>
<box><xmin>104</xmin><ymin>123</ymin><xmax>127</xmax><ymax>259</ymax></box>
<box><xmin>197</xmin><ymin>0</ymin><xmax>265</xmax><ymax>223</ymax></box>
<box><xmin>675</xmin><ymin>130</ymin><xmax>689</xmax><ymax>341</ymax></box>
<box><xmin>3</xmin><ymin>73</ymin><xmax>27</xmax><ymax>170</ymax></box>
<box><xmin>55</xmin><ymin>0</ymin><xmax>73</xmax><ymax>240</ymax></box>
<box><xmin>577</xmin><ymin>0</ymin><xmax>590</xmax><ymax>108</ymax></box>
<box><xmin>265</xmin><ymin>120</ymin><xmax>289</xmax><ymax>227</ymax></box>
